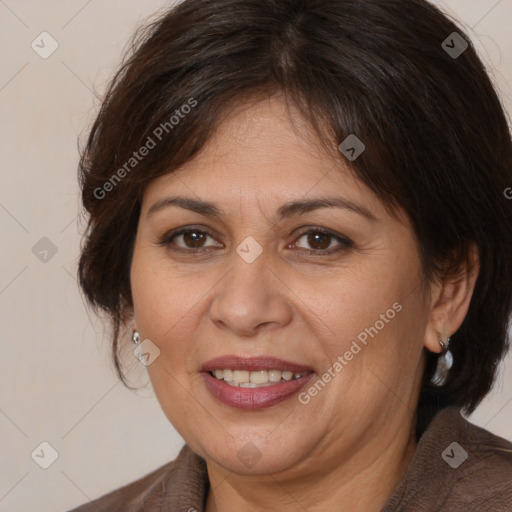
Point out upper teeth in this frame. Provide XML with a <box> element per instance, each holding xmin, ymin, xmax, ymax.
<box><xmin>212</xmin><ymin>369</ymin><xmax>307</xmax><ymax>387</ymax></box>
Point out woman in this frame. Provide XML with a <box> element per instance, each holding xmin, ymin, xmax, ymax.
<box><xmin>70</xmin><ymin>0</ymin><xmax>512</xmax><ymax>510</ymax></box>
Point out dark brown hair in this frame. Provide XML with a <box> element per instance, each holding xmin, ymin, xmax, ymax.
<box><xmin>78</xmin><ymin>0</ymin><xmax>512</xmax><ymax>425</ymax></box>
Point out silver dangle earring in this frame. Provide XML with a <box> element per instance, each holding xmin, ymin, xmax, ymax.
<box><xmin>438</xmin><ymin>332</ymin><xmax>451</xmax><ymax>352</ymax></box>
<box><xmin>432</xmin><ymin>332</ymin><xmax>453</xmax><ymax>385</ymax></box>
<box><xmin>132</xmin><ymin>330</ymin><xmax>140</xmax><ymax>345</ymax></box>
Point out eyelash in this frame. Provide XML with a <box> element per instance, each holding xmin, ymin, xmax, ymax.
<box><xmin>156</xmin><ymin>225</ymin><xmax>354</xmax><ymax>255</ymax></box>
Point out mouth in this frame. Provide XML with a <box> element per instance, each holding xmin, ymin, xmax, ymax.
<box><xmin>201</xmin><ymin>356</ymin><xmax>315</xmax><ymax>409</ymax></box>
<box><xmin>208</xmin><ymin>369</ymin><xmax>309</xmax><ymax>387</ymax></box>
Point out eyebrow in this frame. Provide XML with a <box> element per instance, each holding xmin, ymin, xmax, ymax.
<box><xmin>146</xmin><ymin>195</ymin><xmax>378</xmax><ymax>222</ymax></box>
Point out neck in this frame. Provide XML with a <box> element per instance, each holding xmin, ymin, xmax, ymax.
<box><xmin>205</xmin><ymin>415</ymin><xmax>417</xmax><ymax>512</ymax></box>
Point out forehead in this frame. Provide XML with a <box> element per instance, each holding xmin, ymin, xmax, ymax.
<box><xmin>142</xmin><ymin>95</ymin><xmax>386</xmax><ymax>216</ymax></box>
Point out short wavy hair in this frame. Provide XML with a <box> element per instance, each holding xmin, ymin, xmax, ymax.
<box><xmin>78</xmin><ymin>0</ymin><xmax>512</xmax><ymax>427</ymax></box>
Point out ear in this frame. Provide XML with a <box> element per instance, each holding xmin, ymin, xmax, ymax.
<box><xmin>424</xmin><ymin>243</ymin><xmax>480</xmax><ymax>353</ymax></box>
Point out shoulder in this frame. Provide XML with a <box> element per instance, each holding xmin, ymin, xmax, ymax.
<box><xmin>446</xmin><ymin>409</ymin><xmax>512</xmax><ymax>509</ymax></box>
<box><xmin>65</xmin><ymin>444</ymin><xmax>207</xmax><ymax>512</ymax></box>
<box><xmin>383</xmin><ymin>407</ymin><xmax>512</xmax><ymax>511</ymax></box>
<box><xmin>65</xmin><ymin>460</ymin><xmax>174</xmax><ymax>512</ymax></box>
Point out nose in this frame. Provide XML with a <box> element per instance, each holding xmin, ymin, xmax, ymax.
<box><xmin>208</xmin><ymin>245</ymin><xmax>293</xmax><ymax>336</ymax></box>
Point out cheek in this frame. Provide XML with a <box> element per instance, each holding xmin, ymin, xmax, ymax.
<box><xmin>311</xmin><ymin>257</ymin><xmax>425</xmax><ymax>392</ymax></box>
<box><xmin>131</xmin><ymin>256</ymin><xmax>203</xmax><ymax>428</ymax></box>
<box><xmin>313</xmin><ymin>269</ymin><xmax>403</xmax><ymax>348</ymax></box>
<box><xmin>131</xmin><ymin>248</ymin><xmax>176</xmax><ymax>346</ymax></box>
<box><xmin>131</xmin><ymin>243</ymin><xmax>180</xmax><ymax>328</ymax></box>
<box><xmin>130</xmin><ymin>247</ymin><xmax>207</xmax><ymax>373</ymax></box>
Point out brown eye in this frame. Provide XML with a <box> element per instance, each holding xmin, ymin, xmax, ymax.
<box><xmin>305</xmin><ymin>232</ymin><xmax>331</xmax><ymax>250</ymax></box>
<box><xmin>181</xmin><ymin>230</ymin><xmax>208</xmax><ymax>248</ymax></box>
<box><xmin>293</xmin><ymin>228</ymin><xmax>353</xmax><ymax>254</ymax></box>
<box><xmin>158</xmin><ymin>226</ymin><xmax>352</xmax><ymax>255</ymax></box>
<box><xmin>158</xmin><ymin>227</ymin><xmax>221</xmax><ymax>251</ymax></box>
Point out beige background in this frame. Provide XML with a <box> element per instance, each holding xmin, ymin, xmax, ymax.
<box><xmin>0</xmin><ymin>1</ymin><xmax>511</xmax><ymax>511</ymax></box>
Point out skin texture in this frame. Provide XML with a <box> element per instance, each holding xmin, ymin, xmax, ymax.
<box><xmin>130</xmin><ymin>94</ymin><xmax>479</xmax><ymax>512</ymax></box>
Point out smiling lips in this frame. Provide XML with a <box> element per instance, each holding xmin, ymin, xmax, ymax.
<box><xmin>211</xmin><ymin>368</ymin><xmax>308</xmax><ymax>387</ymax></box>
<box><xmin>201</xmin><ymin>356</ymin><xmax>315</xmax><ymax>409</ymax></box>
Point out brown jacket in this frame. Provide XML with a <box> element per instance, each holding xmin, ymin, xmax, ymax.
<box><xmin>67</xmin><ymin>407</ymin><xmax>512</xmax><ymax>511</ymax></box>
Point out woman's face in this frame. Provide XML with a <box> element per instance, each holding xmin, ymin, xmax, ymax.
<box><xmin>130</xmin><ymin>95</ymin><xmax>434</xmax><ymax>478</ymax></box>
